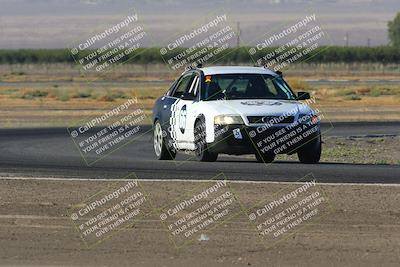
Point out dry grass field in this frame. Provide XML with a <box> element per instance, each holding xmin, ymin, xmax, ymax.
<box><xmin>0</xmin><ymin>63</ymin><xmax>399</xmax><ymax>128</ymax></box>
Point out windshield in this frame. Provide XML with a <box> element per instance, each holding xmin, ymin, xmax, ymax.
<box><xmin>201</xmin><ymin>73</ymin><xmax>296</xmax><ymax>101</ymax></box>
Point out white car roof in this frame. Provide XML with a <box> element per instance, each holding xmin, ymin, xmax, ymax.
<box><xmin>198</xmin><ymin>66</ymin><xmax>278</xmax><ymax>76</ymax></box>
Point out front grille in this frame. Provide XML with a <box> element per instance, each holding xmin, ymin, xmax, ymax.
<box><xmin>247</xmin><ymin>115</ymin><xmax>295</xmax><ymax>124</ymax></box>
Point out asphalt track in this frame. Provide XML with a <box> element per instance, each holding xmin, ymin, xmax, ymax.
<box><xmin>0</xmin><ymin>122</ymin><xmax>399</xmax><ymax>184</ymax></box>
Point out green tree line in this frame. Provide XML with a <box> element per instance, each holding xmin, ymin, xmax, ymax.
<box><xmin>0</xmin><ymin>46</ymin><xmax>399</xmax><ymax>64</ymax></box>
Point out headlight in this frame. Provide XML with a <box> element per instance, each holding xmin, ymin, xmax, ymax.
<box><xmin>214</xmin><ymin>115</ymin><xmax>244</xmax><ymax>125</ymax></box>
<box><xmin>298</xmin><ymin>113</ymin><xmax>319</xmax><ymax>124</ymax></box>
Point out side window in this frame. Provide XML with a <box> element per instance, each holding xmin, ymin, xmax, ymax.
<box><xmin>166</xmin><ymin>79</ymin><xmax>178</xmax><ymax>96</ymax></box>
<box><xmin>172</xmin><ymin>74</ymin><xmax>193</xmax><ymax>98</ymax></box>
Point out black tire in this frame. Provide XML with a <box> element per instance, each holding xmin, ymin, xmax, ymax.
<box><xmin>194</xmin><ymin>120</ymin><xmax>218</xmax><ymax>162</ymax></box>
<box><xmin>153</xmin><ymin>120</ymin><xmax>176</xmax><ymax>160</ymax></box>
<box><xmin>297</xmin><ymin>135</ymin><xmax>322</xmax><ymax>164</ymax></box>
<box><xmin>255</xmin><ymin>152</ymin><xmax>275</xmax><ymax>163</ymax></box>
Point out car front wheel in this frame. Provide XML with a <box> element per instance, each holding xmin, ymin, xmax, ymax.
<box><xmin>297</xmin><ymin>135</ymin><xmax>322</xmax><ymax>164</ymax></box>
<box><xmin>194</xmin><ymin>120</ymin><xmax>218</xmax><ymax>162</ymax></box>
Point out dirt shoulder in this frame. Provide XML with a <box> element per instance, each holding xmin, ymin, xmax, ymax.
<box><xmin>0</xmin><ymin>178</ymin><xmax>400</xmax><ymax>267</ymax></box>
<box><xmin>279</xmin><ymin>136</ymin><xmax>400</xmax><ymax>165</ymax></box>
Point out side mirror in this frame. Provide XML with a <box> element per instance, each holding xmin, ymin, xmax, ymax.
<box><xmin>181</xmin><ymin>93</ymin><xmax>195</xmax><ymax>100</ymax></box>
<box><xmin>297</xmin><ymin>92</ymin><xmax>310</xmax><ymax>100</ymax></box>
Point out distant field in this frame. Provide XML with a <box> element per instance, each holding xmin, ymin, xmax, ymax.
<box><xmin>0</xmin><ymin>63</ymin><xmax>399</xmax><ymax>128</ymax></box>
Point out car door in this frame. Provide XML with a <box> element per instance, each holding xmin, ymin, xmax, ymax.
<box><xmin>168</xmin><ymin>72</ymin><xmax>195</xmax><ymax>149</ymax></box>
<box><xmin>176</xmin><ymin>73</ymin><xmax>201</xmax><ymax>150</ymax></box>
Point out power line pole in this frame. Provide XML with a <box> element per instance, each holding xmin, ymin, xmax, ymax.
<box><xmin>344</xmin><ymin>32</ymin><xmax>349</xmax><ymax>47</ymax></box>
<box><xmin>367</xmin><ymin>38</ymin><xmax>371</xmax><ymax>47</ymax></box>
<box><xmin>236</xmin><ymin>21</ymin><xmax>241</xmax><ymax>48</ymax></box>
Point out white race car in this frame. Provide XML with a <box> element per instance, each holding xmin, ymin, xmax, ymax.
<box><xmin>152</xmin><ymin>66</ymin><xmax>321</xmax><ymax>163</ymax></box>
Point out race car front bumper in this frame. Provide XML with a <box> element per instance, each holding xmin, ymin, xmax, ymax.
<box><xmin>209</xmin><ymin>123</ymin><xmax>320</xmax><ymax>155</ymax></box>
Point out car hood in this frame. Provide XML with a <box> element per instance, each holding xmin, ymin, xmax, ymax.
<box><xmin>203</xmin><ymin>99</ymin><xmax>314</xmax><ymax>122</ymax></box>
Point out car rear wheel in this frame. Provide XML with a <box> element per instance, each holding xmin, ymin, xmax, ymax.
<box><xmin>255</xmin><ymin>152</ymin><xmax>275</xmax><ymax>163</ymax></box>
<box><xmin>194</xmin><ymin>120</ymin><xmax>218</xmax><ymax>162</ymax></box>
<box><xmin>297</xmin><ymin>135</ymin><xmax>321</xmax><ymax>164</ymax></box>
<box><xmin>154</xmin><ymin>120</ymin><xmax>176</xmax><ymax>160</ymax></box>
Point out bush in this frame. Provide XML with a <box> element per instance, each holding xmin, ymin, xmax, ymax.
<box><xmin>97</xmin><ymin>95</ymin><xmax>115</xmax><ymax>102</ymax></box>
<box><xmin>56</xmin><ymin>91</ymin><xmax>70</xmax><ymax>101</ymax></box>
<box><xmin>72</xmin><ymin>90</ymin><xmax>93</xmax><ymax>99</ymax></box>
<box><xmin>20</xmin><ymin>89</ymin><xmax>48</xmax><ymax>99</ymax></box>
<box><xmin>369</xmin><ymin>88</ymin><xmax>382</xmax><ymax>97</ymax></box>
<box><xmin>346</xmin><ymin>94</ymin><xmax>362</xmax><ymax>100</ymax></box>
<box><xmin>107</xmin><ymin>90</ymin><xmax>130</xmax><ymax>99</ymax></box>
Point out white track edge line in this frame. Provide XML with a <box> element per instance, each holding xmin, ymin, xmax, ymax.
<box><xmin>1</xmin><ymin>176</ymin><xmax>400</xmax><ymax>187</ymax></box>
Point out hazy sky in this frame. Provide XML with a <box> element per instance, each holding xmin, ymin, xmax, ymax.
<box><xmin>0</xmin><ymin>0</ymin><xmax>399</xmax><ymax>48</ymax></box>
